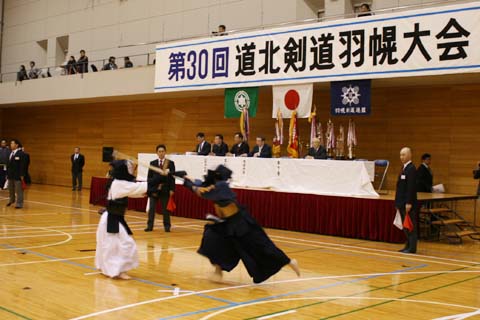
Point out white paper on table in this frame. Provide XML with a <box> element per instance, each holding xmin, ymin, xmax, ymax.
<box><xmin>432</xmin><ymin>184</ymin><xmax>445</xmax><ymax>193</ymax></box>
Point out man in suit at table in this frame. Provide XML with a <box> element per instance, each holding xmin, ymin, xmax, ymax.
<box><xmin>6</xmin><ymin>139</ymin><xmax>26</xmax><ymax>209</ymax></box>
<box><xmin>305</xmin><ymin>138</ymin><xmax>327</xmax><ymax>160</ymax></box>
<box><xmin>416</xmin><ymin>153</ymin><xmax>433</xmax><ymax>193</ymax></box>
<box><xmin>210</xmin><ymin>134</ymin><xmax>229</xmax><ymax>156</ymax></box>
<box><xmin>195</xmin><ymin>132</ymin><xmax>211</xmax><ymax>156</ymax></box>
<box><xmin>227</xmin><ymin>132</ymin><xmax>249</xmax><ymax>157</ymax></box>
<box><xmin>395</xmin><ymin>147</ymin><xmax>418</xmax><ymax>254</ymax></box>
<box><xmin>71</xmin><ymin>147</ymin><xmax>85</xmax><ymax>191</ymax></box>
<box><xmin>145</xmin><ymin>144</ymin><xmax>175</xmax><ymax>232</ymax></box>
<box><xmin>249</xmin><ymin>136</ymin><xmax>272</xmax><ymax>158</ymax></box>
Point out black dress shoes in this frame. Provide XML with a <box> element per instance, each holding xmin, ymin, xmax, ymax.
<box><xmin>6</xmin><ymin>202</ymin><xmax>13</xmax><ymax>207</ymax></box>
<box><xmin>144</xmin><ymin>228</ymin><xmax>153</xmax><ymax>232</ymax></box>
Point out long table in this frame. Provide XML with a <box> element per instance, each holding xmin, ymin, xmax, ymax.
<box><xmin>137</xmin><ymin>154</ymin><xmax>378</xmax><ymax>198</ymax></box>
<box><xmin>89</xmin><ymin>177</ymin><xmax>404</xmax><ymax>243</ymax></box>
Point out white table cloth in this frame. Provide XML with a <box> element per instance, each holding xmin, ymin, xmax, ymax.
<box><xmin>137</xmin><ymin>154</ymin><xmax>378</xmax><ymax>198</ymax></box>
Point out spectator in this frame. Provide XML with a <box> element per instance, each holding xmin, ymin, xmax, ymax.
<box><xmin>249</xmin><ymin>136</ymin><xmax>272</xmax><ymax>158</ymax></box>
<box><xmin>0</xmin><ymin>139</ymin><xmax>10</xmax><ymax>189</ymax></box>
<box><xmin>66</xmin><ymin>56</ymin><xmax>77</xmax><ymax>75</ymax></box>
<box><xmin>124</xmin><ymin>57</ymin><xmax>133</xmax><ymax>68</ymax></box>
<box><xmin>71</xmin><ymin>147</ymin><xmax>85</xmax><ymax>191</ymax></box>
<box><xmin>102</xmin><ymin>56</ymin><xmax>118</xmax><ymax>71</ymax></box>
<box><xmin>28</xmin><ymin>61</ymin><xmax>42</xmax><ymax>79</ymax></box>
<box><xmin>194</xmin><ymin>132</ymin><xmax>211</xmax><ymax>156</ymax></box>
<box><xmin>213</xmin><ymin>24</ymin><xmax>227</xmax><ymax>36</ymax></box>
<box><xmin>357</xmin><ymin>3</ymin><xmax>373</xmax><ymax>17</ymax></box>
<box><xmin>210</xmin><ymin>134</ymin><xmax>228</xmax><ymax>156</ymax></box>
<box><xmin>17</xmin><ymin>65</ymin><xmax>28</xmax><ymax>81</ymax></box>
<box><xmin>77</xmin><ymin>49</ymin><xmax>89</xmax><ymax>73</ymax></box>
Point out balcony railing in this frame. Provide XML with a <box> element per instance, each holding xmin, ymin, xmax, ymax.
<box><xmin>0</xmin><ymin>0</ymin><xmax>472</xmax><ymax>84</ymax></box>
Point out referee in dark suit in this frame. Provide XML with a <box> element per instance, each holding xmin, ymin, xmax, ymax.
<box><xmin>71</xmin><ymin>147</ymin><xmax>85</xmax><ymax>191</ymax></box>
<box><xmin>395</xmin><ymin>147</ymin><xmax>418</xmax><ymax>254</ymax></box>
<box><xmin>145</xmin><ymin>144</ymin><xmax>175</xmax><ymax>232</ymax></box>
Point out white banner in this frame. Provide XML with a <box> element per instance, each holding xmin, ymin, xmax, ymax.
<box><xmin>155</xmin><ymin>2</ymin><xmax>480</xmax><ymax>92</ymax></box>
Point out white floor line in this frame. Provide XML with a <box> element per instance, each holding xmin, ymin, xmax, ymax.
<box><xmin>0</xmin><ymin>246</ymin><xmax>198</xmax><ymax>267</ymax></box>
<box><xmin>0</xmin><ymin>224</ymin><xmax>73</xmax><ymax>251</ymax></box>
<box><xmin>174</xmin><ymin>223</ymin><xmax>480</xmax><ymax>268</ymax></box>
<box><xmin>270</xmin><ymin>235</ymin><xmax>480</xmax><ymax>266</ymax></box>
<box><xmin>198</xmin><ymin>297</ymin><xmax>479</xmax><ymax>320</ymax></box>
<box><xmin>68</xmin><ymin>270</ymin><xmax>480</xmax><ymax>320</ymax></box>
<box><xmin>84</xmin><ymin>271</ymin><xmax>102</xmax><ymax>276</ymax></box>
<box><xmin>258</xmin><ymin>310</ymin><xmax>297</xmax><ymax>320</ymax></box>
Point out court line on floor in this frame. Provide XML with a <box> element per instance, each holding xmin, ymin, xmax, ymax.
<box><xmin>0</xmin><ymin>246</ymin><xmax>198</xmax><ymax>267</ymax></box>
<box><xmin>178</xmin><ymin>224</ymin><xmax>480</xmax><ymax>268</ymax></box>
<box><xmin>68</xmin><ymin>268</ymin><xmax>480</xmax><ymax>320</ymax></box>
<box><xmin>247</xmin><ymin>263</ymin><xmax>480</xmax><ymax>320</ymax></box>
<box><xmin>197</xmin><ymin>297</ymin><xmax>479</xmax><ymax>320</ymax></box>
<box><xmin>270</xmin><ymin>235</ymin><xmax>480</xmax><ymax>266</ymax></box>
<box><xmin>2</xmin><ymin>244</ymin><xmax>234</xmax><ymax>306</ymax></box>
<box><xmin>158</xmin><ymin>264</ymin><xmax>428</xmax><ymax>320</ymax></box>
<box><xmin>178</xmin><ymin>221</ymin><xmax>480</xmax><ymax>267</ymax></box>
<box><xmin>0</xmin><ymin>305</ymin><xmax>32</xmax><ymax>320</ymax></box>
<box><xmin>0</xmin><ymin>225</ymin><xmax>73</xmax><ymax>251</ymax></box>
<box><xmin>273</xmin><ymin>238</ymin><xmax>480</xmax><ymax>269</ymax></box>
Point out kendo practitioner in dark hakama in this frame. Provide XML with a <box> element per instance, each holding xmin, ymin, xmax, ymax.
<box><xmin>181</xmin><ymin>165</ymin><xmax>300</xmax><ymax>283</ymax></box>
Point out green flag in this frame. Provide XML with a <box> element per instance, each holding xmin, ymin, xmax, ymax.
<box><xmin>224</xmin><ymin>87</ymin><xmax>259</xmax><ymax>118</ymax></box>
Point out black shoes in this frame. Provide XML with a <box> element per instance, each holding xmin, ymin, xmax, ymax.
<box><xmin>144</xmin><ymin>228</ymin><xmax>153</xmax><ymax>232</ymax></box>
<box><xmin>6</xmin><ymin>202</ymin><xmax>12</xmax><ymax>207</ymax></box>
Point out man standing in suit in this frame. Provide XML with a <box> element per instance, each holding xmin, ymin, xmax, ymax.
<box><xmin>305</xmin><ymin>138</ymin><xmax>327</xmax><ymax>160</ymax></box>
<box><xmin>0</xmin><ymin>139</ymin><xmax>10</xmax><ymax>189</ymax></box>
<box><xmin>195</xmin><ymin>132</ymin><xmax>211</xmax><ymax>156</ymax></box>
<box><xmin>416</xmin><ymin>153</ymin><xmax>433</xmax><ymax>193</ymax></box>
<box><xmin>249</xmin><ymin>136</ymin><xmax>272</xmax><ymax>158</ymax></box>
<box><xmin>145</xmin><ymin>144</ymin><xmax>175</xmax><ymax>232</ymax></box>
<box><xmin>71</xmin><ymin>147</ymin><xmax>85</xmax><ymax>191</ymax></box>
<box><xmin>227</xmin><ymin>132</ymin><xmax>249</xmax><ymax>157</ymax></box>
<box><xmin>395</xmin><ymin>147</ymin><xmax>418</xmax><ymax>254</ymax></box>
<box><xmin>210</xmin><ymin>134</ymin><xmax>229</xmax><ymax>156</ymax></box>
<box><xmin>7</xmin><ymin>139</ymin><xmax>26</xmax><ymax>209</ymax></box>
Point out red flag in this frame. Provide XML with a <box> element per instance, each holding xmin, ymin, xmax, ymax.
<box><xmin>403</xmin><ymin>211</ymin><xmax>414</xmax><ymax>232</ymax></box>
<box><xmin>167</xmin><ymin>196</ymin><xmax>176</xmax><ymax>212</ymax></box>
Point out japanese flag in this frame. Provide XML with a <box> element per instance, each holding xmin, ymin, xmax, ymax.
<box><xmin>272</xmin><ymin>84</ymin><xmax>313</xmax><ymax>118</ymax></box>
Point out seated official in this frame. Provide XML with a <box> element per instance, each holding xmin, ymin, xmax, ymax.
<box><xmin>305</xmin><ymin>138</ymin><xmax>327</xmax><ymax>160</ymax></box>
<box><xmin>416</xmin><ymin>153</ymin><xmax>433</xmax><ymax>193</ymax></box>
<box><xmin>194</xmin><ymin>132</ymin><xmax>211</xmax><ymax>156</ymax></box>
<box><xmin>227</xmin><ymin>132</ymin><xmax>249</xmax><ymax>157</ymax></box>
<box><xmin>249</xmin><ymin>136</ymin><xmax>272</xmax><ymax>158</ymax></box>
<box><xmin>210</xmin><ymin>134</ymin><xmax>228</xmax><ymax>156</ymax></box>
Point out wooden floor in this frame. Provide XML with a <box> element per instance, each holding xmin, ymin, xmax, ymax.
<box><xmin>1</xmin><ymin>185</ymin><xmax>480</xmax><ymax>320</ymax></box>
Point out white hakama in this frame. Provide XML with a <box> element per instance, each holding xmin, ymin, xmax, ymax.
<box><xmin>95</xmin><ymin>179</ymin><xmax>147</xmax><ymax>278</ymax></box>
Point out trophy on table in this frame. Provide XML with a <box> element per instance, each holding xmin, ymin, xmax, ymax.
<box><xmin>326</xmin><ymin>119</ymin><xmax>335</xmax><ymax>158</ymax></box>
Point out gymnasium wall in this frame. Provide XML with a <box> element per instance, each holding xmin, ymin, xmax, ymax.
<box><xmin>0</xmin><ymin>82</ymin><xmax>479</xmax><ymax>216</ymax></box>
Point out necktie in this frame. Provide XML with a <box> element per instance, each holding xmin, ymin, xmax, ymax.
<box><xmin>10</xmin><ymin>152</ymin><xmax>14</xmax><ymax>160</ymax></box>
<box><xmin>159</xmin><ymin>160</ymin><xmax>163</xmax><ymax>168</ymax></box>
